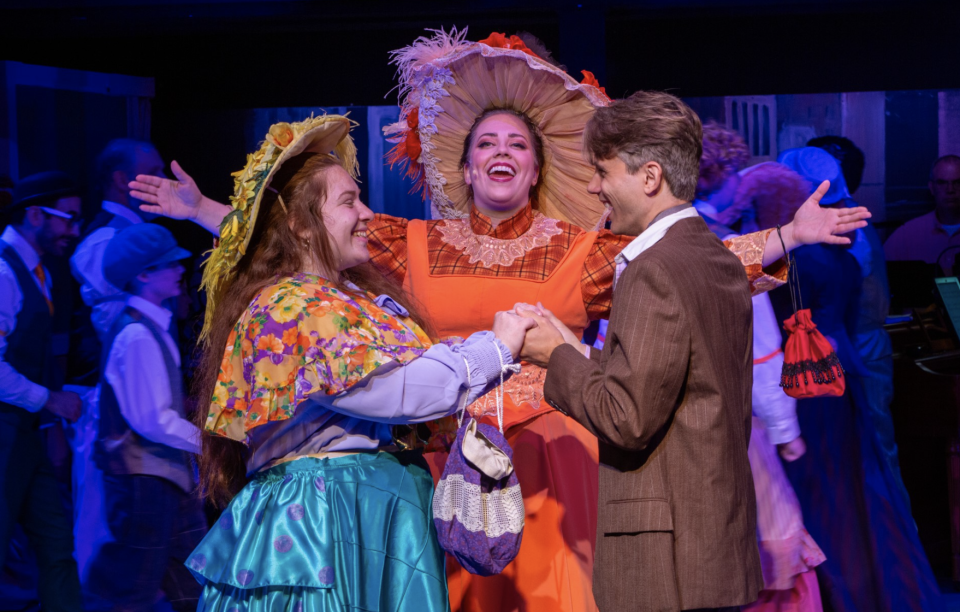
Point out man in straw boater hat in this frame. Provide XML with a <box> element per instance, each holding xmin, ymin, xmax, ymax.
<box><xmin>129</xmin><ymin>29</ymin><xmax>869</xmax><ymax>612</ymax></box>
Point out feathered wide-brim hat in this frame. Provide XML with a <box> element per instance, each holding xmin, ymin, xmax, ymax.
<box><xmin>201</xmin><ymin>114</ymin><xmax>358</xmax><ymax>338</ymax></box>
<box><xmin>385</xmin><ymin>28</ymin><xmax>611</xmax><ymax>229</ymax></box>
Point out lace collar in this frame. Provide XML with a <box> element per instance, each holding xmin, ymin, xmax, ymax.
<box><xmin>438</xmin><ymin>205</ymin><xmax>562</xmax><ymax>268</ymax></box>
<box><xmin>469</xmin><ymin>204</ymin><xmax>534</xmax><ymax>238</ymax></box>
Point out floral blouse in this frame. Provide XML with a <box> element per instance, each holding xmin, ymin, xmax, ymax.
<box><xmin>205</xmin><ymin>274</ymin><xmax>432</xmax><ymax>443</ymax></box>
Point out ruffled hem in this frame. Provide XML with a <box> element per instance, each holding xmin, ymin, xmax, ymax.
<box><xmin>198</xmin><ymin>584</ymin><xmax>340</xmax><ymax>612</ymax></box>
<box><xmin>188</xmin><ymin>460</ymin><xmax>338</xmax><ymax>590</ymax></box>
<box><xmin>758</xmin><ymin>530</ymin><xmax>827</xmax><ymax>591</ymax></box>
<box><xmin>187</xmin><ymin>453</ymin><xmax>448</xmax><ymax>610</ymax></box>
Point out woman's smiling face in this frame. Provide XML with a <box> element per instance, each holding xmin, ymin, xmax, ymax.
<box><xmin>319</xmin><ymin>165</ymin><xmax>374</xmax><ymax>272</ymax></box>
<box><xmin>462</xmin><ymin>112</ymin><xmax>540</xmax><ymax>218</ymax></box>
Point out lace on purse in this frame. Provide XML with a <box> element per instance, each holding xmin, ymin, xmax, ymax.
<box><xmin>432</xmin><ymin>343</ymin><xmax>526</xmax><ymax>575</ymax></box>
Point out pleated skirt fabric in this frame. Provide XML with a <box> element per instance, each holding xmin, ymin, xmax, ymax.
<box><xmin>748</xmin><ymin>417</ymin><xmax>825</xmax><ymax>593</ymax></box>
<box><xmin>188</xmin><ymin>452</ymin><xmax>450</xmax><ymax>612</ymax></box>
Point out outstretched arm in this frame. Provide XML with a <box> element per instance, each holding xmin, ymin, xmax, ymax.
<box><xmin>760</xmin><ymin>180</ymin><xmax>870</xmax><ymax>265</ymax></box>
<box><xmin>583</xmin><ymin>180</ymin><xmax>871</xmax><ymax>316</ymax></box>
<box><xmin>129</xmin><ymin>161</ymin><xmax>230</xmax><ymax>235</ymax></box>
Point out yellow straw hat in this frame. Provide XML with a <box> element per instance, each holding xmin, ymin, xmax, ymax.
<box><xmin>200</xmin><ymin>114</ymin><xmax>358</xmax><ymax>338</ymax></box>
<box><xmin>385</xmin><ymin>28</ymin><xmax>610</xmax><ymax>229</ymax></box>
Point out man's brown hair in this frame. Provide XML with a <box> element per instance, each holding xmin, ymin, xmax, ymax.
<box><xmin>584</xmin><ymin>91</ymin><xmax>703</xmax><ymax>201</ymax></box>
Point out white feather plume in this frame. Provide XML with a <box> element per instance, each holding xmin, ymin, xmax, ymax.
<box><xmin>389</xmin><ymin>27</ymin><xmax>470</xmax><ymax>93</ymax></box>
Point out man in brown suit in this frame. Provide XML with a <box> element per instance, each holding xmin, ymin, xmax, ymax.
<box><xmin>518</xmin><ymin>91</ymin><xmax>763</xmax><ymax>612</ymax></box>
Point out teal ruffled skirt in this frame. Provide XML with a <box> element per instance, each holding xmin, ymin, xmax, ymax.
<box><xmin>187</xmin><ymin>452</ymin><xmax>450</xmax><ymax>612</ymax></box>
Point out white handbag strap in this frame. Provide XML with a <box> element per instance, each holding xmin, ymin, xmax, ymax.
<box><xmin>457</xmin><ymin>355</ymin><xmax>472</xmax><ymax>428</ymax></box>
<box><xmin>496</xmin><ymin>347</ymin><xmax>521</xmax><ymax>435</ymax></box>
<box><xmin>459</xmin><ymin>346</ymin><xmax>521</xmax><ymax>434</ymax></box>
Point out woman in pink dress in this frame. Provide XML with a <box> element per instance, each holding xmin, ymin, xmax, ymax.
<box><xmin>693</xmin><ymin>124</ymin><xmax>826</xmax><ymax>612</ymax></box>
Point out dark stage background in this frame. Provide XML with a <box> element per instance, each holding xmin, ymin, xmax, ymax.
<box><xmin>3</xmin><ymin>0</ymin><xmax>960</xmax><ymax>214</ymax></box>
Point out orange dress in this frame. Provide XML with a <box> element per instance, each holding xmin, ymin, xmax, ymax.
<box><xmin>368</xmin><ymin>205</ymin><xmax>786</xmax><ymax>612</ymax></box>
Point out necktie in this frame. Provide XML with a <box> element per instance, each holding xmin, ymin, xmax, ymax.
<box><xmin>33</xmin><ymin>264</ymin><xmax>53</xmax><ymax>315</ymax></box>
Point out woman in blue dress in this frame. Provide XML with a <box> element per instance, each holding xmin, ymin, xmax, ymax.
<box><xmin>182</xmin><ymin>115</ymin><xmax>532</xmax><ymax>612</ymax></box>
<box><xmin>755</xmin><ymin>151</ymin><xmax>944</xmax><ymax>612</ymax></box>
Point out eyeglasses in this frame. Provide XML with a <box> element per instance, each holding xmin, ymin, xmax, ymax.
<box><xmin>34</xmin><ymin>206</ymin><xmax>83</xmax><ymax>229</ymax></box>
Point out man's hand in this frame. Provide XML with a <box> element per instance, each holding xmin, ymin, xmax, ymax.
<box><xmin>492</xmin><ymin>311</ymin><xmax>537</xmax><ymax>360</ymax></box>
<box><xmin>778</xmin><ymin>436</ymin><xmax>806</xmax><ymax>462</ymax></box>
<box><xmin>516</xmin><ymin>310</ymin><xmax>566</xmax><ymax>367</ymax></box>
<box><xmin>44</xmin><ymin>390</ymin><xmax>81</xmax><ymax>422</ymax></box>
<box><xmin>513</xmin><ymin>302</ymin><xmax>579</xmax><ymax>343</ymax></box>
<box><xmin>515</xmin><ymin>302</ymin><xmax>588</xmax><ymax>358</ymax></box>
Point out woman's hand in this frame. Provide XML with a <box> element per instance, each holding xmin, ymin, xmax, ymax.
<box><xmin>129</xmin><ymin>161</ymin><xmax>230</xmax><ymax>235</ymax></box>
<box><xmin>514</xmin><ymin>310</ymin><xmax>567</xmax><ymax>367</ymax></box>
<box><xmin>514</xmin><ymin>302</ymin><xmax>586</xmax><ymax>356</ymax></box>
<box><xmin>130</xmin><ymin>160</ymin><xmax>202</xmax><ymax>219</ymax></box>
<box><xmin>492</xmin><ymin>311</ymin><xmax>537</xmax><ymax>360</ymax></box>
<box><xmin>763</xmin><ymin>180</ymin><xmax>872</xmax><ymax>265</ymax></box>
<box><xmin>778</xmin><ymin>436</ymin><xmax>806</xmax><ymax>462</ymax></box>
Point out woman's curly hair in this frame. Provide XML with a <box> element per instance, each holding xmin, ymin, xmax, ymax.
<box><xmin>697</xmin><ymin>122</ymin><xmax>750</xmax><ymax>199</ymax></box>
<box><xmin>735</xmin><ymin>163</ymin><xmax>812</xmax><ymax>231</ymax></box>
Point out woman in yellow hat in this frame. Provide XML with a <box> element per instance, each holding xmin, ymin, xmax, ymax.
<box><xmin>181</xmin><ymin>115</ymin><xmax>534</xmax><ymax>612</ymax></box>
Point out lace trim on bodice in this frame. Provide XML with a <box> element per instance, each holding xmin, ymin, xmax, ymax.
<box><xmin>436</xmin><ymin>212</ymin><xmax>563</xmax><ymax>268</ymax></box>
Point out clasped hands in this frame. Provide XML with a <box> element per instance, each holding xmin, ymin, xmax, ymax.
<box><xmin>491</xmin><ymin>302</ymin><xmax>586</xmax><ymax>367</ymax></box>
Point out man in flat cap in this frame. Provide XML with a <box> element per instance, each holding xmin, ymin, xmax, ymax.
<box><xmin>84</xmin><ymin>223</ymin><xmax>205</xmax><ymax>612</ymax></box>
<box><xmin>0</xmin><ymin>171</ymin><xmax>84</xmax><ymax>611</ymax></box>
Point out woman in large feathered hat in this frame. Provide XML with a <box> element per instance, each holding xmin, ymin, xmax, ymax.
<box><xmin>132</xmin><ymin>29</ymin><xmax>869</xmax><ymax>612</ymax></box>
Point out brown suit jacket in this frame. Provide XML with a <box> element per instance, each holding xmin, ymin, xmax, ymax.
<box><xmin>544</xmin><ymin>216</ymin><xmax>763</xmax><ymax>611</ymax></box>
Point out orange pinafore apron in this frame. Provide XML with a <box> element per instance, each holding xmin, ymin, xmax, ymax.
<box><xmin>403</xmin><ymin>219</ymin><xmax>601</xmax><ymax>612</ymax></box>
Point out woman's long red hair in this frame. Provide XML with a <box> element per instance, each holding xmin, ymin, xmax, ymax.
<box><xmin>193</xmin><ymin>152</ymin><xmax>427</xmax><ymax>507</ymax></box>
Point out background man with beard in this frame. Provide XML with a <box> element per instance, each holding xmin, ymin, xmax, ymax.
<box><xmin>0</xmin><ymin>171</ymin><xmax>83</xmax><ymax>612</ymax></box>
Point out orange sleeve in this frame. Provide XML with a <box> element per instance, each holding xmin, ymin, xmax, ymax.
<box><xmin>580</xmin><ymin>229</ymin><xmax>632</xmax><ymax>320</ymax></box>
<box><xmin>368</xmin><ymin>213</ymin><xmax>410</xmax><ymax>285</ymax></box>
<box><xmin>723</xmin><ymin>229</ymin><xmax>789</xmax><ymax>296</ymax></box>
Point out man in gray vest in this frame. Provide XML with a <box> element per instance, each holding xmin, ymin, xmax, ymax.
<box><xmin>0</xmin><ymin>171</ymin><xmax>84</xmax><ymax>611</ymax></box>
<box><xmin>84</xmin><ymin>223</ymin><xmax>206</xmax><ymax>611</ymax></box>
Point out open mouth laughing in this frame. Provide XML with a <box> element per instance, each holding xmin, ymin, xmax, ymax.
<box><xmin>487</xmin><ymin>163</ymin><xmax>517</xmax><ymax>182</ymax></box>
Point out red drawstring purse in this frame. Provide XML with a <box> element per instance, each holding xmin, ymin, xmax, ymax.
<box><xmin>777</xmin><ymin>227</ymin><xmax>845</xmax><ymax>398</ymax></box>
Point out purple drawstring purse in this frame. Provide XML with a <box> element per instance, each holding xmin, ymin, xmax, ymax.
<box><xmin>432</xmin><ymin>354</ymin><xmax>524</xmax><ymax>576</ymax></box>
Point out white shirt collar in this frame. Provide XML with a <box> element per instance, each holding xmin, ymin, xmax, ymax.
<box><xmin>0</xmin><ymin>226</ymin><xmax>41</xmax><ymax>271</ymax></box>
<box><xmin>102</xmin><ymin>200</ymin><xmax>144</xmax><ymax>226</ymax></box>
<box><xmin>127</xmin><ymin>295</ymin><xmax>172</xmax><ymax>332</ymax></box>
<box><xmin>617</xmin><ymin>206</ymin><xmax>700</xmax><ymax>264</ymax></box>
